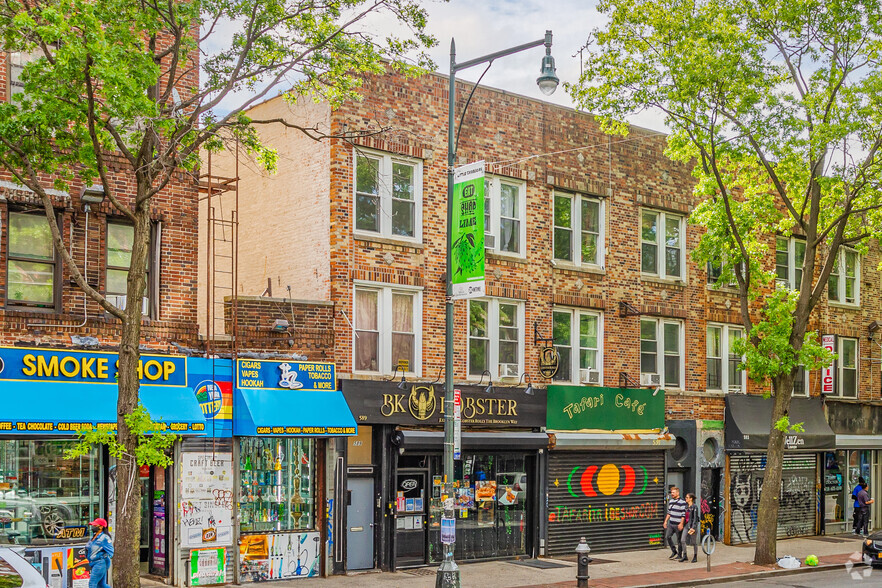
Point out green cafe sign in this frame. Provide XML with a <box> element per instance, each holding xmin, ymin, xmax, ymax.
<box><xmin>547</xmin><ymin>386</ymin><xmax>665</xmax><ymax>431</ymax></box>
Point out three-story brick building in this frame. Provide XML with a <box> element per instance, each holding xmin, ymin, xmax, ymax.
<box><xmin>206</xmin><ymin>67</ymin><xmax>882</xmax><ymax>570</ymax></box>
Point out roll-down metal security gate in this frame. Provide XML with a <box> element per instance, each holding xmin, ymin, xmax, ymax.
<box><xmin>547</xmin><ymin>451</ymin><xmax>666</xmax><ymax>554</ymax></box>
<box><xmin>729</xmin><ymin>453</ymin><xmax>817</xmax><ymax>545</ymax></box>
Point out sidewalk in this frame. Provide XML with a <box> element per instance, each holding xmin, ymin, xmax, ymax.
<box><xmin>173</xmin><ymin>533</ymin><xmax>869</xmax><ymax>587</ymax></box>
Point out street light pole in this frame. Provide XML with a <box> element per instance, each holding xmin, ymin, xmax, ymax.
<box><xmin>438</xmin><ymin>31</ymin><xmax>558</xmax><ymax>588</ymax></box>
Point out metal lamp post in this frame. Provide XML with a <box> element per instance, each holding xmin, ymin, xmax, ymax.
<box><xmin>438</xmin><ymin>31</ymin><xmax>558</xmax><ymax>588</ymax></box>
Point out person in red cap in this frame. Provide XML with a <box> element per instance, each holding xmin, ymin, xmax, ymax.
<box><xmin>85</xmin><ymin>518</ymin><xmax>113</xmax><ymax>588</ymax></box>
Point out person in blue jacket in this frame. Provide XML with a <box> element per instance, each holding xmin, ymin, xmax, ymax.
<box><xmin>853</xmin><ymin>477</ymin><xmax>867</xmax><ymax>534</ymax></box>
<box><xmin>85</xmin><ymin>518</ymin><xmax>114</xmax><ymax>588</ymax></box>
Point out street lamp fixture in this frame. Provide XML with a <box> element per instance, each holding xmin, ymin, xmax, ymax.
<box><xmin>440</xmin><ymin>30</ymin><xmax>557</xmax><ymax>588</ymax></box>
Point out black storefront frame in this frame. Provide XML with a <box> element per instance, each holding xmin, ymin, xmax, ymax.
<box><xmin>340</xmin><ymin>380</ymin><xmax>548</xmax><ymax>572</ymax></box>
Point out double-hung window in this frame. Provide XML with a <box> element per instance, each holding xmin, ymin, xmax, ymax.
<box><xmin>484</xmin><ymin>177</ymin><xmax>526</xmax><ymax>255</ymax></box>
<box><xmin>353</xmin><ymin>285</ymin><xmax>421</xmax><ymax>375</ymax></box>
<box><xmin>641</xmin><ymin>210</ymin><xmax>684</xmax><ymax>280</ymax></box>
<box><xmin>837</xmin><ymin>337</ymin><xmax>858</xmax><ymax>398</ymax></box>
<box><xmin>106</xmin><ymin>221</ymin><xmax>154</xmax><ymax>315</ymax></box>
<box><xmin>706</xmin><ymin>324</ymin><xmax>745</xmax><ymax>393</ymax></box>
<box><xmin>7</xmin><ymin>48</ymin><xmax>44</xmax><ymax>100</ymax></box>
<box><xmin>828</xmin><ymin>249</ymin><xmax>859</xmax><ymax>305</ymax></box>
<box><xmin>775</xmin><ymin>236</ymin><xmax>806</xmax><ymax>290</ymax></box>
<box><xmin>640</xmin><ymin>318</ymin><xmax>683</xmax><ymax>388</ymax></box>
<box><xmin>552</xmin><ymin>308</ymin><xmax>602</xmax><ymax>384</ymax></box>
<box><xmin>354</xmin><ymin>150</ymin><xmax>422</xmax><ymax>241</ymax></box>
<box><xmin>553</xmin><ymin>192</ymin><xmax>603</xmax><ymax>267</ymax></box>
<box><xmin>6</xmin><ymin>210</ymin><xmax>57</xmax><ymax>309</ymax></box>
<box><xmin>792</xmin><ymin>369</ymin><xmax>809</xmax><ymax>397</ymax></box>
<box><xmin>468</xmin><ymin>299</ymin><xmax>524</xmax><ymax>379</ymax></box>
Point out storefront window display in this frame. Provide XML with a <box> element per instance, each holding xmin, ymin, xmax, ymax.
<box><xmin>427</xmin><ymin>453</ymin><xmax>528</xmax><ymax>562</ymax></box>
<box><xmin>0</xmin><ymin>440</ymin><xmax>102</xmax><ymax>545</ymax></box>
<box><xmin>239</xmin><ymin>438</ymin><xmax>315</xmax><ymax>532</ymax></box>
<box><xmin>824</xmin><ymin>451</ymin><xmax>846</xmax><ymax>524</ymax></box>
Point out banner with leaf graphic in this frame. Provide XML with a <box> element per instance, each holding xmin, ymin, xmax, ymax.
<box><xmin>451</xmin><ymin>161</ymin><xmax>486</xmax><ymax>299</ymax></box>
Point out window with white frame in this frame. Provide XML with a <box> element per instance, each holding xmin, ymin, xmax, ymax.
<box><xmin>552</xmin><ymin>308</ymin><xmax>602</xmax><ymax>384</ymax></box>
<box><xmin>828</xmin><ymin>249</ymin><xmax>859</xmax><ymax>305</ymax></box>
<box><xmin>706</xmin><ymin>324</ymin><xmax>745</xmax><ymax>393</ymax></box>
<box><xmin>106</xmin><ymin>221</ymin><xmax>156</xmax><ymax>316</ymax></box>
<box><xmin>837</xmin><ymin>337</ymin><xmax>858</xmax><ymax>398</ymax></box>
<box><xmin>468</xmin><ymin>299</ymin><xmax>524</xmax><ymax>379</ymax></box>
<box><xmin>640</xmin><ymin>318</ymin><xmax>683</xmax><ymax>388</ymax></box>
<box><xmin>775</xmin><ymin>236</ymin><xmax>806</xmax><ymax>290</ymax></box>
<box><xmin>484</xmin><ymin>176</ymin><xmax>526</xmax><ymax>255</ymax></box>
<box><xmin>353</xmin><ymin>285</ymin><xmax>421</xmax><ymax>374</ymax></box>
<box><xmin>791</xmin><ymin>368</ymin><xmax>809</xmax><ymax>397</ymax></box>
<box><xmin>641</xmin><ymin>210</ymin><xmax>684</xmax><ymax>279</ymax></box>
<box><xmin>553</xmin><ymin>192</ymin><xmax>603</xmax><ymax>267</ymax></box>
<box><xmin>354</xmin><ymin>150</ymin><xmax>422</xmax><ymax>240</ymax></box>
<box><xmin>8</xmin><ymin>48</ymin><xmax>46</xmax><ymax>100</ymax></box>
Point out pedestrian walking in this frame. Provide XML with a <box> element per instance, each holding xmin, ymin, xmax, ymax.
<box><xmin>857</xmin><ymin>482</ymin><xmax>875</xmax><ymax>536</ymax></box>
<box><xmin>663</xmin><ymin>486</ymin><xmax>686</xmax><ymax>560</ymax></box>
<box><xmin>679</xmin><ymin>493</ymin><xmax>700</xmax><ymax>563</ymax></box>
<box><xmin>85</xmin><ymin>518</ymin><xmax>114</xmax><ymax>588</ymax></box>
<box><xmin>853</xmin><ymin>476</ymin><xmax>867</xmax><ymax>534</ymax></box>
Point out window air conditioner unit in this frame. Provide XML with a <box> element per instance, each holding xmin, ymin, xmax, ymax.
<box><xmin>498</xmin><ymin>363</ymin><xmax>519</xmax><ymax>378</ymax></box>
<box><xmin>580</xmin><ymin>369</ymin><xmax>601</xmax><ymax>385</ymax></box>
<box><xmin>640</xmin><ymin>373</ymin><xmax>661</xmax><ymax>387</ymax></box>
<box><xmin>729</xmin><ymin>385</ymin><xmax>746</xmax><ymax>394</ymax></box>
<box><xmin>485</xmin><ymin>234</ymin><xmax>496</xmax><ymax>250</ymax></box>
<box><xmin>107</xmin><ymin>295</ymin><xmax>149</xmax><ymax>314</ymax></box>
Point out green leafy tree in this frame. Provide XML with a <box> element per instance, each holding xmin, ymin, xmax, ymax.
<box><xmin>0</xmin><ymin>0</ymin><xmax>436</xmax><ymax>583</ymax></box>
<box><xmin>571</xmin><ymin>0</ymin><xmax>882</xmax><ymax>564</ymax></box>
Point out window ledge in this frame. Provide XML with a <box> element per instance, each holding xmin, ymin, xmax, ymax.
<box><xmin>487</xmin><ymin>251</ymin><xmax>527</xmax><ymax>264</ymax></box>
<box><xmin>828</xmin><ymin>301</ymin><xmax>860</xmax><ymax>311</ymax></box>
<box><xmin>552</xmin><ymin>261</ymin><xmax>606</xmax><ymax>276</ymax></box>
<box><xmin>639</xmin><ymin>275</ymin><xmax>687</xmax><ymax>288</ymax></box>
<box><xmin>353</xmin><ymin>233</ymin><xmax>424</xmax><ymax>250</ymax></box>
<box><xmin>664</xmin><ymin>389</ymin><xmax>730</xmax><ymax>398</ymax></box>
<box><xmin>706</xmin><ymin>284</ymin><xmax>740</xmax><ymax>294</ymax></box>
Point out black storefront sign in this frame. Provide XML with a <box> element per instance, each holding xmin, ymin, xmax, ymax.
<box><xmin>341</xmin><ymin>381</ymin><xmax>546</xmax><ymax>428</ymax></box>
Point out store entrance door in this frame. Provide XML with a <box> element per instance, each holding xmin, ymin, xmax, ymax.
<box><xmin>394</xmin><ymin>470</ymin><xmax>427</xmax><ymax>567</ymax></box>
<box><xmin>346</xmin><ymin>477</ymin><xmax>375</xmax><ymax>570</ymax></box>
<box><xmin>700</xmin><ymin>468</ymin><xmax>721</xmax><ymax>539</ymax></box>
<box><xmin>139</xmin><ymin>466</ymin><xmax>169</xmax><ymax>577</ymax></box>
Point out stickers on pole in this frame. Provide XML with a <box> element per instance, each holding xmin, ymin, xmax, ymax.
<box><xmin>451</xmin><ymin>161</ymin><xmax>486</xmax><ymax>299</ymax></box>
<box><xmin>453</xmin><ymin>389</ymin><xmax>462</xmax><ymax>460</ymax></box>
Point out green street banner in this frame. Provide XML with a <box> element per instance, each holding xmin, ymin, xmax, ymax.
<box><xmin>546</xmin><ymin>386</ymin><xmax>665</xmax><ymax>431</ymax></box>
<box><xmin>451</xmin><ymin>161</ymin><xmax>485</xmax><ymax>299</ymax></box>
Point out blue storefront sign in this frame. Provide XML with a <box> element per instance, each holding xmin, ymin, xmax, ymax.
<box><xmin>0</xmin><ymin>347</ymin><xmax>203</xmax><ymax>434</ymax></box>
<box><xmin>233</xmin><ymin>359</ymin><xmax>355</xmax><ymax>437</ymax></box>
<box><xmin>0</xmin><ymin>347</ymin><xmax>187</xmax><ymax>387</ymax></box>
<box><xmin>236</xmin><ymin>358</ymin><xmax>335</xmax><ymax>391</ymax></box>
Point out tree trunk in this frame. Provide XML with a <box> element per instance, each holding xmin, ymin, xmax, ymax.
<box><xmin>112</xmin><ymin>206</ymin><xmax>152</xmax><ymax>587</ymax></box>
<box><xmin>753</xmin><ymin>374</ymin><xmax>794</xmax><ymax>565</ymax></box>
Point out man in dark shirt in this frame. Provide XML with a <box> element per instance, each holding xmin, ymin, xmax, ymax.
<box><xmin>853</xmin><ymin>476</ymin><xmax>867</xmax><ymax>534</ymax></box>
<box><xmin>857</xmin><ymin>482</ymin><xmax>875</xmax><ymax>536</ymax></box>
<box><xmin>663</xmin><ymin>486</ymin><xmax>686</xmax><ymax>559</ymax></box>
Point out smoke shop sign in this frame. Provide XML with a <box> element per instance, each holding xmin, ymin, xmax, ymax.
<box><xmin>547</xmin><ymin>386</ymin><xmax>665</xmax><ymax>431</ymax></box>
<box><xmin>0</xmin><ymin>346</ymin><xmax>186</xmax><ymax>386</ymax></box>
<box><xmin>341</xmin><ymin>380</ymin><xmax>546</xmax><ymax>428</ymax></box>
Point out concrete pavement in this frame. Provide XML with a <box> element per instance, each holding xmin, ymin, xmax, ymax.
<box><xmin>154</xmin><ymin>533</ymin><xmax>871</xmax><ymax>587</ymax></box>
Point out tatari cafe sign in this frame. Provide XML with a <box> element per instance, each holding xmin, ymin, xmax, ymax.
<box><xmin>0</xmin><ymin>347</ymin><xmax>187</xmax><ymax>386</ymax></box>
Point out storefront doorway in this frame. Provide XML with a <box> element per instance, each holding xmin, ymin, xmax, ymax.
<box><xmin>345</xmin><ymin>477</ymin><xmax>374</xmax><ymax>570</ymax></box>
<box><xmin>394</xmin><ymin>467</ymin><xmax>428</xmax><ymax>567</ymax></box>
<box><xmin>139</xmin><ymin>465</ymin><xmax>169</xmax><ymax>577</ymax></box>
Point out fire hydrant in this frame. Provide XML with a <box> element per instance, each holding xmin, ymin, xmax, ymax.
<box><xmin>575</xmin><ymin>536</ymin><xmax>591</xmax><ymax>587</ymax></box>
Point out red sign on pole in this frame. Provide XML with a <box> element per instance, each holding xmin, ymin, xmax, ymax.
<box><xmin>821</xmin><ymin>334</ymin><xmax>835</xmax><ymax>395</ymax></box>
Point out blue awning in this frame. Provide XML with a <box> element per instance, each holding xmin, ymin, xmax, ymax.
<box><xmin>234</xmin><ymin>388</ymin><xmax>357</xmax><ymax>436</ymax></box>
<box><xmin>0</xmin><ymin>382</ymin><xmax>207</xmax><ymax>435</ymax></box>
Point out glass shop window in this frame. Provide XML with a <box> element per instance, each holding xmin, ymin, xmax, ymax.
<box><xmin>0</xmin><ymin>440</ymin><xmax>103</xmax><ymax>545</ymax></box>
<box><xmin>823</xmin><ymin>451</ymin><xmax>845</xmax><ymax>523</ymax></box>
<box><xmin>239</xmin><ymin>438</ymin><xmax>315</xmax><ymax>532</ymax></box>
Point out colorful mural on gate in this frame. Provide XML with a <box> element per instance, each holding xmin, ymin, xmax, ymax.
<box><xmin>187</xmin><ymin>358</ymin><xmax>233</xmax><ymax>437</ymax></box>
<box><xmin>548</xmin><ymin>462</ymin><xmax>663</xmax><ymax>526</ymax></box>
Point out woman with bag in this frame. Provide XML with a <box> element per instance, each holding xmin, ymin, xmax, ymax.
<box><xmin>85</xmin><ymin>518</ymin><xmax>114</xmax><ymax>588</ymax></box>
<box><xmin>679</xmin><ymin>493</ymin><xmax>700</xmax><ymax>563</ymax></box>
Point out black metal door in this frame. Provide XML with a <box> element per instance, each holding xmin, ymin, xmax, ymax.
<box><xmin>699</xmin><ymin>468</ymin><xmax>721</xmax><ymax>539</ymax></box>
<box><xmin>547</xmin><ymin>451</ymin><xmax>666</xmax><ymax>554</ymax></box>
<box><xmin>393</xmin><ymin>469</ymin><xmax>428</xmax><ymax>566</ymax></box>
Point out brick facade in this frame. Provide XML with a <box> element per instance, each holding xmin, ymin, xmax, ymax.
<box><xmin>213</xmin><ymin>68</ymin><xmax>881</xmax><ymax>422</ymax></box>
